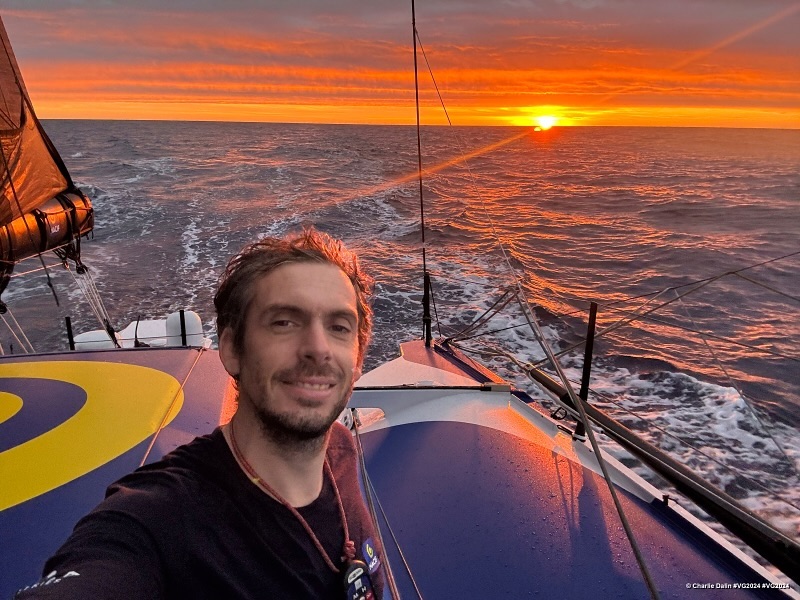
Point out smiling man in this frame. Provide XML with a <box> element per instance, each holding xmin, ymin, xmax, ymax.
<box><xmin>16</xmin><ymin>229</ymin><xmax>384</xmax><ymax>600</ymax></box>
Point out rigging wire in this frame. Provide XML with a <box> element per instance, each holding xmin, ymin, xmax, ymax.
<box><xmin>354</xmin><ymin>426</ymin><xmax>424</xmax><ymax>599</ymax></box>
<box><xmin>451</xmin><ymin>309</ymin><xmax>800</xmax><ymax>519</ymax></box>
<box><xmin>352</xmin><ymin>410</ymin><xmax>406</xmax><ymax>600</ymax></box>
<box><xmin>414</xmin><ymin>34</ymin><xmax>454</xmax><ymax>126</ymax></box>
<box><xmin>6</xmin><ymin>306</ymin><xmax>34</xmax><ymax>352</ymax></box>
<box><xmin>5</xmin><ymin>237</ymin><xmax>91</xmax><ymax>277</ymax></box>
<box><xmin>450</xmin><ymin>284</ymin><xmax>800</xmax><ymax>489</ymax></box>
<box><xmin>7</xmin><ymin>263</ymin><xmax>62</xmax><ymax>278</ymax></box>
<box><xmin>413</xmin><ymin>9</ymin><xmax>662</xmax><ymax>596</ymax></box>
<box><xmin>514</xmin><ymin>294</ymin><xmax>662</xmax><ymax>599</ymax></box>
<box><xmin>447</xmin><ymin>288</ymin><xmax>516</xmax><ymax>341</ymax></box>
<box><xmin>0</xmin><ymin>307</ymin><xmax>34</xmax><ymax>354</ymax></box>
<box><xmin>0</xmin><ymin>318</ymin><xmax>22</xmax><ymax>354</ymax></box>
<box><xmin>731</xmin><ymin>271</ymin><xmax>800</xmax><ymax>303</ymax></box>
<box><xmin>587</xmin><ymin>278</ymin><xmax>723</xmax><ymax>342</ymax></box>
<box><xmin>429</xmin><ymin>278</ymin><xmax>443</xmax><ymax>339</ymax></box>
<box><xmin>490</xmin><ymin>249</ymin><xmax>800</xmax><ymax>328</ymax></box>
<box><xmin>597</xmin><ymin>249</ymin><xmax>800</xmax><ymax>313</ymax></box>
<box><xmin>67</xmin><ymin>266</ymin><xmax>117</xmax><ymax>345</ymax></box>
<box><xmin>413</xmin><ymin>31</ymin><xmax>526</xmax><ymax>340</ymax></box>
<box><xmin>459</xmin><ymin>309</ymin><xmax>799</xmax><ymax>365</ymax></box>
<box><xmin>523</xmin><ymin>276</ymin><xmax>751</xmax><ymax>368</ymax></box>
<box><xmin>412</xmin><ymin>2</ymin><xmax>433</xmax><ymax>347</ymax></box>
<box><xmin>69</xmin><ymin>269</ymin><xmax>104</xmax><ymax>326</ymax></box>
<box><xmin>584</xmin><ymin>385</ymin><xmax>800</xmax><ymax>514</ymax></box>
<box><xmin>624</xmin><ymin>314</ymin><xmax>799</xmax><ymax>362</ymax></box>
<box><xmin>562</xmin><ymin>374</ymin><xmax>800</xmax><ymax>519</ymax></box>
<box><xmin>410</xmin><ymin>2</ymin><xmax>797</xmax><ymax>592</ymax></box>
<box><xmin>488</xmin><ymin>331</ymin><xmax>800</xmax><ymax>515</ymax></box>
<box><xmin>445</xmin><ymin>253</ymin><xmax>800</xmax><ymax>361</ymax></box>
<box><xmin>415</xmin><ymin>8</ymin><xmax>658</xmax><ymax>593</ymax></box>
<box><xmin>137</xmin><ymin>346</ymin><xmax>206</xmax><ymax>465</ymax></box>
<box><xmin>365</xmin><ymin>473</ymin><xmax>424</xmax><ymax>599</ymax></box>
<box><xmin>412</xmin><ymin>165</ymin><xmax>798</xmax><ymax>564</ymax></box>
<box><xmin>411</xmin><ymin>30</ymin><xmax>525</xmax><ymax>302</ymax></box>
<box><xmin>673</xmin><ymin>289</ymin><xmax>798</xmax><ymax>477</ymax></box>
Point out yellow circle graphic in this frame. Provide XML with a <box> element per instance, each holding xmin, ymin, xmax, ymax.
<box><xmin>0</xmin><ymin>391</ymin><xmax>23</xmax><ymax>425</ymax></box>
<box><xmin>0</xmin><ymin>361</ymin><xmax>184</xmax><ymax>511</ymax></box>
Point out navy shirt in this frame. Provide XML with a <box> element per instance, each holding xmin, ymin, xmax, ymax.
<box><xmin>15</xmin><ymin>423</ymin><xmax>384</xmax><ymax>599</ymax></box>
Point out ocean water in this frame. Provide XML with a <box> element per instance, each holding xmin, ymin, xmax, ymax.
<box><xmin>5</xmin><ymin>121</ymin><xmax>800</xmax><ymax>549</ymax></box>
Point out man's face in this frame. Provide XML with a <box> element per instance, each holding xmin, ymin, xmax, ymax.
<box><xmin>220</xmin><ymin>261</ymin><xmax>361</xmax><ymax>443</ymax></box>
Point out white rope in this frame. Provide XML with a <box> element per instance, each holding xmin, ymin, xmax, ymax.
<box><xmin>84</xmin><ymin>268</ymin><xmax>115</xmax><ymax>325</ymax></box>
<box><xmin>67</xmin><ymin>266</ymin><xmax>114</xmax><ymax>334</ymax></box>
<box><xmin>0</xmin><ymin>311</ymin><xmax>33</xmax><ymax>354</ymax></box>
<box><xmin>68</xmin><ymin>269</ymin><xmax>104</xmax><ymax>328</ymax></box>
<box><xmin>7</xmin><ymin>307</ymin><xmax>35</xmax><ymax>353</ymax></box>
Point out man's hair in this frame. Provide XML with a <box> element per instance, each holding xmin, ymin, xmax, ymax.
<box><xmin>215</xmin><ymin>228</ymin><xmax>374</xmax><ymax>365</ymax></box>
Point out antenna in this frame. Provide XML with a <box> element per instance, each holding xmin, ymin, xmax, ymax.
<box><xmin>412</xmin><ymin>0</ymin><xmax>433</xmax><ymax>346</ymax></box>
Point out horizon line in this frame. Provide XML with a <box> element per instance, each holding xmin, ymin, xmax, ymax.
<box><xmin>37</xmin><ymin>117</ymin><xmax>800</xmax><ymax>131</ymax></box>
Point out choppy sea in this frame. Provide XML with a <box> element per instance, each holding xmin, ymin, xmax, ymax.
<box><xmin>6</xmin><ymin>121</ymin><xmax>800</xmax><ymax>557</ymax></box>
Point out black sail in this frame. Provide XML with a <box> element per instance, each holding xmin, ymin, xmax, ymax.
<box><xmin>0</xmin><ymin>16</ymin><xmax>72</xmax><ymax>224</ymax></box>
<box><xmin>0</xmin><ymin>15</ymin><xmax>92</xmax><ymax>286</ymax></box>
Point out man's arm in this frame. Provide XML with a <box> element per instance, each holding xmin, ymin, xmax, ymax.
<box><xmin>14</xmin><ymin>510</ymin><xmax>166</xmax><ymax>600</ymax></box>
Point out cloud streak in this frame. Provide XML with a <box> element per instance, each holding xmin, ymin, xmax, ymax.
<box><xmin>2</xmin><ymin>0</ymin><xmax>798</xmax><ymax>127</ymax></box>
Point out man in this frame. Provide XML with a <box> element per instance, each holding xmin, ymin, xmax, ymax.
<box><xmin>16</xmin><ymin>229</ymin><xmax>384</xmax><ymax>599</ymax></box>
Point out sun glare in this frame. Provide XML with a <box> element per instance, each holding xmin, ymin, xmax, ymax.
<box><xmin>534</xmin><ymin>115</ymin><xmax>557</xmax><ymax>130</ymax></box>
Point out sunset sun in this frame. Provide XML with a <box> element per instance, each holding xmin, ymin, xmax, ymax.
<box><xmin>534</xmin><ymin>115</ymin><xmax>557</xmax><ymax>130</ymax></box>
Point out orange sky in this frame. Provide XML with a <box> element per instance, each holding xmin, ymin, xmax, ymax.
<box><xmin>3</xmin><ymin>1</ymin><xmax>799</xmax><ymax>128</ymax></box>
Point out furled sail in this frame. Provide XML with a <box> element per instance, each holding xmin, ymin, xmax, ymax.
<box><xmin>0</xmin><ymin>15</ymin><xmax>92</xmax><ymax>290</ymax></box>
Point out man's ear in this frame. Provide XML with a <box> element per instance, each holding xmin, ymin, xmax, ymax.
<box><xmin>351</xmin><ymin>365</ymin><xmax>362</xmax><ymax>383</ymax></box>
<box><xmin>219</xmin><ymin>328</ymin><xmax>241</xmax><ymax>380</ymax></box>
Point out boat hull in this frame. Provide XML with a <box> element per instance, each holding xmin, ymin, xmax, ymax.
<box><xmin>350</xmin><ymin>340</ymin><xmax>795</xmax><ymax>598</ymax></box>
<box><xmin>1</xmin><ymin>341</ymin><xmax>794</xmax><ymax>598</ymax></box>
<box><xmin>0</xmin><ymin>347</ymin><xmax>232</xmax><ymax>597</ymax></box>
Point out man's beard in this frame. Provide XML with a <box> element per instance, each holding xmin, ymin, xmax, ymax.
<box><xmin>250</xmin><ymin>363</ymin><xmax>353</xmax><ymax>452</ymax></box>
<box><xmin>254</xmin><ymin>394</ymin><xmax>349</xmax><ymax>451</ymax></box>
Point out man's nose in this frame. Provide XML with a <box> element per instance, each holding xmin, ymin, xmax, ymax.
<box><xmin>300</xmin><ymin>320</ymin><xmax>332</xmax><ymax>362</ymax></box>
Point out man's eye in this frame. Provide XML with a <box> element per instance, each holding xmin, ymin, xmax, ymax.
<box><xmin>271</xmin><ymin>320</ymin><xmax>295</xmax><ymax>328</ymax></box>
<box><xmin>331</xmin><ymin>324</ymin><xmax>352</xmax><ymax>334</ymax></box>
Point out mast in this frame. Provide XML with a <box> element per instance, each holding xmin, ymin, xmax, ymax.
<box><xmin>412</xmin><ymin>0</ymin><xmax>433</xmax><ymax>347</ymax></box>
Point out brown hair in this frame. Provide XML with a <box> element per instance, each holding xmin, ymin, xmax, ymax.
<box><xmin>214</xmin><ymin>228</ymin><xmax>374</xmax><ymax>365</ymax></box>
